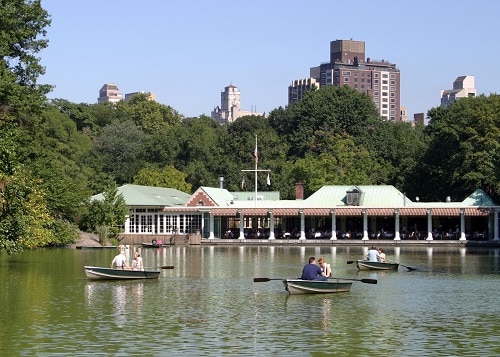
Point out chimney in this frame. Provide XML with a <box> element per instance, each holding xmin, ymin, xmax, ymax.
<box><xmin>295</xmin><ymin>182</ymin><xmax>304</xmax><ymax>200</ymax></box>
<box><xmin>219</xmin><ymin>177</ymin><xmax>224</xmax><ymax>189</ymax></box>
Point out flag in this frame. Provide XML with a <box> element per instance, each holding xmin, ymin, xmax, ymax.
<box><xmin>253</xmin><ymin>136</ymin><xmax>258</xmax><ymax>163</ymax></box>
<box><xmin>266</xmin><ymin>173</ymin><xmax>271</xmax><ymax>186</ymax></box>
<box><xmin>241</xmin><ymin>176</ymin><xmax>246</xmax><ymax>190</ymax></box>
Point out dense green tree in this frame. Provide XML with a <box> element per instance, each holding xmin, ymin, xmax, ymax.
<box><xmin>0</xmin><ymin>0</ymin><xmax>68</xmax><ymax>253</ymax></box>
<box><xmin>80</xmin><ymin>185</ymin><xmax>128</xmax><ymax>243</ymax></box>
<box><xmin>93</xmin><ymin>119</ymin><xmax>148</xmax><ymax>184</ymax></box>
<box><xmin>134</xmin><ymin>165</ymin><xmax>192</xmax><ymax>193</ymax></box>
<box><xmin>363</xmin><ymin>121</ymin><xmax>429</xmax><ymax>191</ymax></box>
<box><xmin>268</xmin><ymin>85</ymin><xmax>380</xmax><ymax>158</ymax></box>
<box><xmin>16</xmin><ymin>107</ymin><xmax>97</xmax><ymax>222</ymax></box>
<box><xmin>288</xmin><ymin>132</ymin><xmax>389</xmax><ymax>197</ymax></box>
<box><xmin>415</xmin><ymin>95</ymin><xmax>500</xmax><ymax>202</ymax></box>
<box><xmin>120</xmin><ymin>93</ymin><xmax>182</xmax><ymax>134</ymax></box>
<box><xmin>0</xmin><ymin>0</ymin><xmax>52</xmax><ymax>121</ymax></box>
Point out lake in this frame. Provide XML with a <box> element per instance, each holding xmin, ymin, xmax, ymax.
<box><xmin>0</xmin><ymin>245</ymin><xmax>499</xmax><ymax>356</ymax></box>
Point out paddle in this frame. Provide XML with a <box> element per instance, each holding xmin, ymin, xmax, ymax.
<box><xmin>254</xmin><ymin>278</ymin><xmax>285</xmax><ymax>282</ymax></box>
<box><xmin>346</xmin><ymin>261</ymin><xmax>355</xmax><ymax>264</ymax></box>
<box><xmin>253</xmin><ymin>277</ymin><xmax>377</xmax><ymax>284</ymax></box>
<box><xmin>159</xmin><ymin>265</ymin><xmax>175</xmax><ymax>269</ymax></box>
<box><xmin>399</xmin><ymin>264</ymin><xmax>416</xmax><ymax>271</ymax></box>
<box><xmin>330</xmin><ymin>277</ymin><xmax>377</xmax><ymax>284</ymax></box>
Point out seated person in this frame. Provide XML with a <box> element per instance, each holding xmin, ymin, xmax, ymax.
<box><xmin>301</xmin><ymin>257</ymin><xmax>328</xmax><ymax>281</ymax></box>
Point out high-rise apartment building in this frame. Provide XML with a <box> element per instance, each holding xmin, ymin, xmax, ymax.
<box><xmin>440</xmin><ymin>76</ymin><xmax>476</xmax><ymax>108</ymax></box>
<box><xmin>288</xmin><ymin>39</ymin><xmax>401</xmax><ymax>121</ymax></box>
<box><xmin>97</xmin><ymin>83</ymin><xmax>123</xmax><ymax>104</ymax></box>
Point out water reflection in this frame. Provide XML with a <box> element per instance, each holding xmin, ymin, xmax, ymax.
<box><xmin>1</xmin><ymin>246</ymin><xmax>499</xmax><ymax>356</ymax></box>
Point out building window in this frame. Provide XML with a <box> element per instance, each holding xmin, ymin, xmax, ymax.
<box><xmin>390</xmin><ymin>86</ymin><xmax>396</xmax><ymax>91</ymax></box>
<box><xmin>390</xmin><ymin>74</ymin><xmax>396</xmax><ymax>78</ymax></box>
<box><xmin>383</xmin><ymin>73</ymin><xmax>388</xmax><ymax>78</ymax></box>
<box><xmin>343</xmin><ymin>71</ymin><xmax>351</xmax><ymax>76</ymax></box>
<box><xmin>374</xmin><ymin>79</ymin><xmax>379</xmax><ymax>84</ymax></box>
<box><xmin>383</xmin><ymin>80</ymin><xmax>388</xmax><ymax>84</ymax></box>
<box><xmin>391</xmin><ymin>80</ymin><xmax>396</xmax><ymax>85</ymax></box>
<box><xmin>344</xmin><ymin>77</ymin><xmax>350</xmax><ymax>82</ymax></box>
<box><xmin>383</xmin><ymin>104</ymin><xmax>388</xmax><ymax>108</ymax></box>
<box><xmin>346</xmin><ymin>190</ymin><xmax>360</xmax><ymax>205</ymax></box>
<box><xmin>374</xmin><ymin>73</ymin><xmax>379</xmax><ymax>78</ymax></box>
<box><xmin>382</xmin><ymin>92</ymin><xmax>388</xmax><ymax>96</ymax></box>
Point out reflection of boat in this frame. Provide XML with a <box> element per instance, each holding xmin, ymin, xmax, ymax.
<box><xmin>141</xmin><ymin>243</ymin><xmax>162</xmax><ymax>248</ymax></box>
<box><xmin>283</xmin><ymin>279</ymin><xmax>353</xmax><ymax>295</ymax></box>
<box><xmin>84</xmin><ymin>266</ymin><xmax>160</xmax><ymax>280</ymax></box>
<box><xmin>356</xmin><ymin>260</ymin><xmax>399</xmax><ymax>271</ymax></box>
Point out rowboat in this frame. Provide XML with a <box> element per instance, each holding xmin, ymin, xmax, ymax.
<box><xmin>84</xmin><ymin>266</ymin><xmax>160</xmax><ymax>280</ymax></box>
<box><xmin>283</xmin><ymin>279</ymin><xmax>353</xmax><ymax>295</ymax></box>
<box><xmin>356</xmin><ymin>260</ymin><xmax>399</xmax><ymax>271</ymax></box>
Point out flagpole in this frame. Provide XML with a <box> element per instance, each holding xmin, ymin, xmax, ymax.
<box><xmin>254</xmin><ymin>136</ymin><xmax>258</xmax><ymax>206</ymax></box>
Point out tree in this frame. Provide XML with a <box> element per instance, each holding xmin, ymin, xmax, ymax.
<box><xmin>0</xmin><ymin>0</ymin><xmax>52</xmax><ymax>121</ymax></box>
<box><xmin>134</xmin><ymin>165</ymin><xmax>192</xmax><ymax>193</ymax></box>
<box><xmin>93</xmin><ymin>120</ymin><xmax>148</xmax><ymax>184</ymax></box>
<box><xmin>0</xmin><ymin>0</ymin><xmax>63</xmax><ymax>253</ymax></box>
<box><xmin>80</xmin><ymin>185</ymin><xmax>128</xmax><ymax>243</ymax></box>
<box><xmin>415</xmin><ymin>95</ymin><xmax>500</xmax><ymax>202</ymax></box>
<box><xmin>120</xmin><ymin>93</ymin><xmax>182</xmax><ymax>134</ymax></box>
<box><xmin>268</xmin><ymin>85</ymin><xmax>380</xmax><ymax>158</ymax></box>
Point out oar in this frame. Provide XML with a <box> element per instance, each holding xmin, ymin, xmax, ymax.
<box><xmin>159</xmin><ymin>265</ymin><xmax>175</xmax><ymax>269</ymax></box>
<box><xmin>346</xmin><ymin>261</ymin><xmax>355</xmax><ymax>264</ymax></box>
<box><xmin>331</xmin><ymin>277</ymin><xmax>377</xmax><ymax>284</ymax></box>
<box><xmin>254</xmin><ymin>278</ymin><xmax>285</xmax><ymax>282</ymax></box>
<box><xmin>399</xmin><ymin>264</ymin><xmax>416</xmax><ymax>271</ymax></box>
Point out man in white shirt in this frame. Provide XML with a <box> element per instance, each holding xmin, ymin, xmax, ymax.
<box><xmin>111</xmin><ymin>251</ymin><xmax>127</xmax><ymax>269</ymax></box>
<box><xmin>366</xmin><ymin>246</ymin><xmax>380</xmax><ymax>262</ymax></box>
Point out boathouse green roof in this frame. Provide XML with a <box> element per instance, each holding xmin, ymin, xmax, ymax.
<box><xmin>92</xmin><ymin>184</ymin><xmax>190</xmax><ymax>207</ymax></box>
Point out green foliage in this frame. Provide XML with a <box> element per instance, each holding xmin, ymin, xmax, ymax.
<box><xmin>269</xmin><ymin>85</ymin><xmax>380</xmax><ymax>158</ymax></box>
<box><xmin>417</xmin><ymin>95</ymin><xmax>500</xmax><ymax>202</ymax></box>
<box><xmin>80</xmin><ymin>185</ymin><xmax>128</xmax><ymax>242</ymax></box>
<box><xmin>93</xmin><ymin>119</ymin><xmax>149</xmax><ymax>184</ymax></box>
<box><xmin>120</xmin><ymin>93</ymin><xmax>182</xmax><ymax>134</ymax></box>
<box><xmin>0</xmin><ymin>0</ymin><xmax>52</xmax><ymax>121</ymax></box>
<box><xmin>134</xmin><ymin>165</ymin><xmax>192</xmax><ymax>193</ymax></box>
<box><xmin>288</xmin><ymin>133</ymin><xmax>389</xmax><ymax>197</ymax></box>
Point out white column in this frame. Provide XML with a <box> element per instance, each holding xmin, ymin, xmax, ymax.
<box><xmin>268</xmin><ymin>210</ymin><xmax>275</xmax><ymax>240</ymax></box>
<box><xmin>426</xmin><ymin>209</ymin><xmax>433</xmax><ymax>240</ymax></box>
<box><xmin>394</xmin><ymin>209</ymin><xmax>401</xmax><ymax>240</ymax></box>
<box><xmin>299</xmin><ymin>210</ymin><xmax>306</xmax><ymax>240</ymax></box>
<box><xmin>330</xmin><ymin>210</ymin><xmax>337</xmax><ymax>240</ymax></box>
<box><xmin>208</xmin><ymin>213</ymin><xmax>215</xmax><ymax>239</ymax></box>
<box><xmin>494</xmin><ymin>209</ymin><xmax>499</xmax><ymax>241</ymax></box>
<box><xmin>362</xmin><ymin>209</ymin><xmax>369</xmax><ymax>240</ymax></box>
<box><xmin>459</xmin><ymin>208</ymin><xmax>466</xmax><ymax>240</ymax></box>
<box><xmin>238</xmin><ymin>210</ymin><xmax>245</xmax><ymax>239</ymax></box>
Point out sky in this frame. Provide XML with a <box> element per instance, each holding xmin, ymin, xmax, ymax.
<box><xmin>39</xmin><ymin>0</ymin><xmax>499</xmax><ymax>119</ymax></box>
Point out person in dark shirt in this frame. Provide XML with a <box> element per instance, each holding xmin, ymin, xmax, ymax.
<box><xmin>301</xmin><ymin>256</ymin><xmax>328</xmax><ymax>281</ymax></box>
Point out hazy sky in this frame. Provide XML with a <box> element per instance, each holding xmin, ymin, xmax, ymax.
<box><xmin>40</xmin><ymin>0</ymin><xmax>499</xmax><ymax>119</ymax></box>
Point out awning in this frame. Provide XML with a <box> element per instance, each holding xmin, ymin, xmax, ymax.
<box><xmin>241</xmin><ymin>208</ymin><xmax>269</xmax><ymax>216</ymax></box>
<box><xmin>365</xmin><ymin>208</ymin><xmax>395</xmax><ymax>216</ymax></box>
<box><xmin>398</xmin><ymin>208</ymin><xmax>428</xmax><ymax>216</ymax></box>
<box><xmin>303</xmin><ymin>208</ymin><xmax>331</xmax><ymax>216</ymax></box>
<box><xmin>465</xmin><ymin>207</ymin><xmax>492</xmax><ymax>216</ymax></box>
<box><xmin>431</xmin><ymin>208</ymin><xmax>461</xmax><ymax>216</ymax></box>
<box><xmin>272</xmin><ymin>208</ymin><xmax>299</xmax><ymax>216</ymax></box>
<box><xmin>332</xmin><ymin>208</ymin><xmax>362</xmax><ymax>216</ymax></box>
<box><xmin>211</xmin><ymin>208</ymin><xmax>238</xmax><ymax>216</ymax></box>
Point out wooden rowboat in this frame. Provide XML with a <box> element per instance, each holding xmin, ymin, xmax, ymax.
<box><xmin>84</xmin><ymin>266</ymin><xmax>160</xmax><ymax>280</ymax></box>
<box><xmin>283</xmin><ymin>279</ymin><xmax>353</xmax><ymax>295</ymax></box>
<box><xmin>141</xmin><ymin>242</ymin><xmax>163</xmax><ymax>248</ymax></box>
<box><xmin>356</xmin><ymin>260</ymin><xmax>399</xmax><ymax>271</ymax></box>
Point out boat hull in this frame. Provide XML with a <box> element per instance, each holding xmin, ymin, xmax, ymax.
<box><xmin>84</xmin><ymin>266</ymin><xmax>160</xmax><ymax>280</ymax></box>
<box><xmin>357</xmin><ymin>260</ymin><xmax>399</xmax><ymax>271</ymax></box>
<box><xmin>283</xmin><ymin>279</ymin><xmax>353</xmax><ymax>295</ymax></box>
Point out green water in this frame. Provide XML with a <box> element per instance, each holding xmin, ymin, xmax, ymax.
<box><xmin>1</xmin><ymin>245</ymin><xmax>499</xmax><ymax>356</ymax></box>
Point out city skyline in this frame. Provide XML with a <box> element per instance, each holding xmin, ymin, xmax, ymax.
<box><xmin>40</xmin><ymin>1</ymin><xmax>498</xmax><ymax>119</ymax></box>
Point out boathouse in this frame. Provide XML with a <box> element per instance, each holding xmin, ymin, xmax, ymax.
<box><xmin>101</xmin><ymin>184</ymin><xmax>500</xmax><ymax>244</ymax></box>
